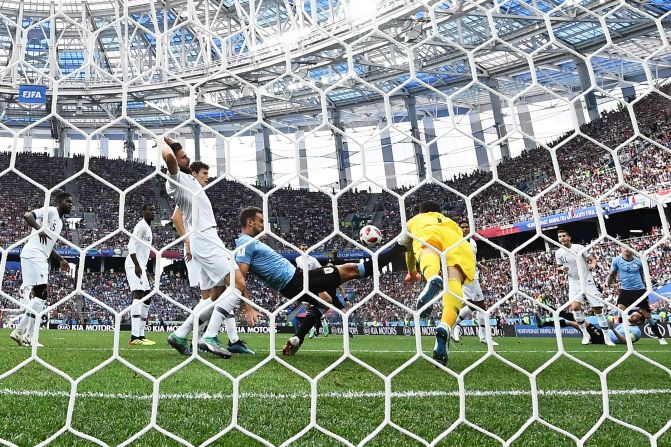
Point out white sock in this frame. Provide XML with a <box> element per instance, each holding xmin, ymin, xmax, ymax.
<box><xmin>477</xmin><ymin>311</ymin><xmax>486</xmax><ymax>341</ymax></box>
<box><xmin>204</xmin><ymin>292</ymin><xmax>240</xmax><ymax>339</ymax></box>
<box><xmin>596</xmin><ymin>312</ymin><xmax>609</xmax><ymax>330</ymax></box>
<box><xmin>197</xmin><ymin>306</ymin><xmax>214</xmax><ymax>339</ymax></box>
<box><xmin>130</xmin><ymin>299</ymin><xmax>142</xmax><ymax>337</ymax></box>
<box><xmin>18</xmin><ymin>297</ymin><xmax>29</xmax><ymax>323</ymax></box>
<box><xmin>16</xmin><ymin>298</ymin><xmax>33</xmax><ymax>332</ymax></box>
<box><xmin>175</xmin><ymin>299</ymin><xmax>210</xmax><ymax>339</ymax></box>
<box><xmin>26</xmin><ymin>298</ymin><xmax>45</xmax><ymax>341</ymax></box>
<box><xmin>572</xmin><ymin>311</ymin><xmax>589</xmax><ymax>335</ymax></box>
<box><xmin>225</xmin><ymin>317</ymin><xmax>239</xmax><ymax>344</ymax></box>
<box><xmin>198</xmin><ymin>320</ymin><xmax>208</xmax><ymax>337</ymax></box>
<box><xmin>455</xmin><ymin>306</ymin><xmax>473</xmax><ymax>326</ymax></box>
<box><xmin>140</xmin><ymin>304</ymin><xmax>149</xmax><ymax>337</ymax></box>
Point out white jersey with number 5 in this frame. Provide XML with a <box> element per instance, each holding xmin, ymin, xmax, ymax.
<box><xmin>20</xmin><ymin>206</ymin><xmax>63</xmax><ymax>261</ymax></box>
<box><xmin>296</xmin><ymin>254</ymin><xmax>321</xmax><ymax>271</ymax></box>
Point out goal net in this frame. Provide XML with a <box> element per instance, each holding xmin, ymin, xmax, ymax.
<box><xmin>0</xmin><ymin>0</ymin><xmax>670</xmax><ymax>446</ymax></box>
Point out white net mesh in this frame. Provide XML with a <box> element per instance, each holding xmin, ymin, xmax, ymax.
<box><xmin>0</xmin><ymin>0</ymin><xmax>670</xmax><ymax>446</ymax></box>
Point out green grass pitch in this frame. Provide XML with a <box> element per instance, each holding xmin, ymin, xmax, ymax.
<box><xmin>0</xmin><ymin>329</ymin><xmax>669</xmax><ymax>446</ymax></box>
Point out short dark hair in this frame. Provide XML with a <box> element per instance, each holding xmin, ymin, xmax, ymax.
<box><xmin>239</xmin><ymin>206</ymin><xmax>262</xmax><ymax>228</ymax></box>
<box><xmin>142</xmin><ymin>204</ymin><xmax>155</xmax><ymax>212</ymax></box>
<box><xmin>420</xmin><ymin>200</ymin><xmax>441</xmax><ymax>213</ymax></box>
<box><xmin>169</xmin><ymin>142</ymin><xmax>183</xmax><ymax>152</ymax></box>
<box><xmin>557</xmin><ymin>228</ymin><xmax>570</xmax><ymax>237</ymax></box>
<box><xmin>458</xmin><ymin>218</ymin><xmax>469</xmax><ymax>226</ymax></box>
<box><xmin>55</xmin><ymin>192</ymin><xmax>72</xmax><ymax>203</ymax></box>
<box><xmin>190</xmin><ymin>161</ymin><xmax>209</xmax><ymax>173</ymax></box>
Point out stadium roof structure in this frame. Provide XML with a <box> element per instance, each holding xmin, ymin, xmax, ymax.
<box><xmin>0</xmin><ymin>0</ymin><xmax>668</xmax><ymax>133</ymax></box>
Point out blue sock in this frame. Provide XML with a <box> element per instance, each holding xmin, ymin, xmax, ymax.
<box><xmin>357</xmin><ymin>263</ymin><xmax>366</xmax><ymax>278</ymax></box>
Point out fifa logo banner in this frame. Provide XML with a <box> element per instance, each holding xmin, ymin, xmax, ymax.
<box><xmin>18</xmin><ymin>85</ymin><xmax>47</xmax><ymax>104</ymax></box>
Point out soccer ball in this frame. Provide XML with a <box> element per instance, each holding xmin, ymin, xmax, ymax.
<box><xmin>359</xmin><ymin>225</ymin><xmax>383</xmax><ymax>248</ymax></box>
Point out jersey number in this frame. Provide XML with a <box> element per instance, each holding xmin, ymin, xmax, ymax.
<box><xmin>51</xmin><ymin>222</ymin><xmax>57</xmax><ymax>231</ymax></box>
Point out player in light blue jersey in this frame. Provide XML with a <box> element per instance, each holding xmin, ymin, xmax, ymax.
<box><xmin>235</xmin><ymin>206</ymin><xmax>407</xmax><ymax>355</ymax></box>
<box><xmin>535</xmin><ymin>309</ymin><xmax>643</xmax><ymax>345</ymax></box>
<box><xmin>609</xmin><ymin>322</ymin><xmax>642</xmax><ymax>345</ymax></box>
<box><xmin>604</xmin><ymin>246</ymin><xmax>666</xmax><ymax>345</ymax></box>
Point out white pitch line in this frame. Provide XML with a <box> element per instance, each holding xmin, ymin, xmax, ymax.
<box><xmin>0</xmin><ymin>388</ymin><xmax>669</xmax><ymax>401</ymax></box>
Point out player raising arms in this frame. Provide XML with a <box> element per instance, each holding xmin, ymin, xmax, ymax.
<box><xmin>126</xmin><ymin>204</ymin><xmax>157</xmax><ymax>346</ymax></box>
<box><xmin>235</xmin><ymin>206</ymin><xmax>407</xmax><ymax>356</ymax></box>
<box><xmin>604</xmin><ymin>246</ymin><xmax>667</xmax><ymax>345</ymax></box>
<box><xmin>452</xmin><ymin>219</ymin><xmax>497</xmax><ymax>345</ymax></box>
<box><xmin>171</xmin><ymin>163</ymin><xmax>254</xmax><ymax>355</ymax></box>
<box><xmin>10</xmin><ymin>192</ymin><xmax>73</xmax><ymax>347</ymax></box>
<box><xmin>406</xmin><ymin>201</ymin><xmax>476</xmax><ymax>366</ymax></box>
<box><xmin>162</xmin><ymin>138</ymin><xmax>255</xmax><ymax>358</ymax></box>
<box><xmin>555</xmin><ymin>228</ymin><xmax>615</xmax><ymax>346</ymax></box>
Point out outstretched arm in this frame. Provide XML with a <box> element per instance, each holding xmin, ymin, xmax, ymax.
<box><xmin>162</xmin><ymin>140</ymin><xmax>179</xmax><ymax>175</ymax></box>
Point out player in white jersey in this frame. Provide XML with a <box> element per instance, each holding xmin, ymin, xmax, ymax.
<box><xmin>296</xmin><ymin>244</ymin><xmax>322</xmax><ymax>271</ymax></box>
<box><xmin>172</xmin><ymin>206</ymin><xmax>203</xmax><ymax>292</ymax></box>
<box><xmin>10</xmin><ymin>192</ymin><xmax>73</xmax><ymax>347</ymax></box>
<box><xmin>452</xmin><ymin>220</ymin><xmax>498</xmax><ymax>345</ymax></box>
<box><xmin>162</xmin><ymin>140</ymin><xmax>256</xmax><ymax>358</ymax></box>
<box><xmin>126</xmin><ymin>204</ymin><xmax>156</xmax><ymax>346</ymax></box>
<box><xmin>555</xmin><ymin>228</ymin><xmax>614</xmax><ymax>346</ymax></box>
<box><xmin>172</xmin><ymin>204</ymin><xmax>214</xmax><ymax>345</ymax></box>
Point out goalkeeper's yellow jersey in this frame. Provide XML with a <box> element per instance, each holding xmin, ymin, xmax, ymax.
<box><xmin>406</xmin><ymin>211</ymin><xmax>475</xmax><ymax>281</ymax></box>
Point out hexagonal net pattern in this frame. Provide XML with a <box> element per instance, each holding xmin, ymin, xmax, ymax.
<box><xmin>1</xmin><ymin>0</ymin><xmax>671</xmax><ymax>446</ymax></box>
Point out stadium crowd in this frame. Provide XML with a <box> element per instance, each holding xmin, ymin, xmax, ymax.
<box><xmin>0</xmin><ymin>87</ymin><xmax>668</xmax><ymax>253</ymax></box>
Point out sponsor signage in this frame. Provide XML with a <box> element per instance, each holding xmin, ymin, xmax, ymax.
<box><xmin>515</xmin><ymin>323</ymin><xmax>670</xmax><ymax>339</ymax></box>
<box><xmin>46</xmin><ymin>323</ymin><xmax>508</xmax><ymax>337</ymax></box>
<box><xmin>18</xmin><ymin>85</ymin><xmax>47</xmax><ymax>104</ymax></box>
<box><xmin>478</xmin><ymin>192</ymin><xmax>655</xmax><ymax>238</ymax></box>
<box><xmin>49</xmin><ymin>323</ymin><xmax>277</xmax><ymax>333</ymax></box>
<box><xmin>7</xmin><ymin>247</ymin><xmax>183</xmax><ymax>259</ymax></box>
<box><xmin>514</xmin><ymin>325</ymin><xmax>581</xmax><ymax>337</ymax></box>
<box><xmin>29</xmin><ymin>323</ymin><xmax>671</xmax><ymax>341</ymax></box>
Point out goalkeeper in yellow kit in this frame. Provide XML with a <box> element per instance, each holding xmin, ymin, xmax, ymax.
<box><xmin>404</xmin><ymin>201</ymin><xmax>475</xmax><ymax>366</ymax></box>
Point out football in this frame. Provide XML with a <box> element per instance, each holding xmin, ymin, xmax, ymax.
<box><xmin>359</xmin><ymin>225</ymin><xmax>383</xmax><ymax>248</ymax></box>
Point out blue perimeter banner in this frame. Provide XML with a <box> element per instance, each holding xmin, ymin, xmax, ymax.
<box><xmin>515</xmin><ymin>323</ymin><xmax>671</xmax><ymax>339</ymax></box>
<box><xmin>4</xmin><ymin>247</ymin><xmax>369</xmax><ymax>263</ymax></box>
<box><xmin>18</xmin><ymin>85</ymin><xmax>47</xmax><ymax>104</ymax></box>
<box><xmin>651</xmin><ymin>283</ymin><xmax>671</xmax><ymax>304</ymax></box>
<box><xmin>479</xmin><ymin>193</ymin><xmax>652</xmax><ymax>238</ymax></box>
<box><xmin>515</xmin><ymin>325</ymin><xmax>581</xmax><ymax>337</ymax></box>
